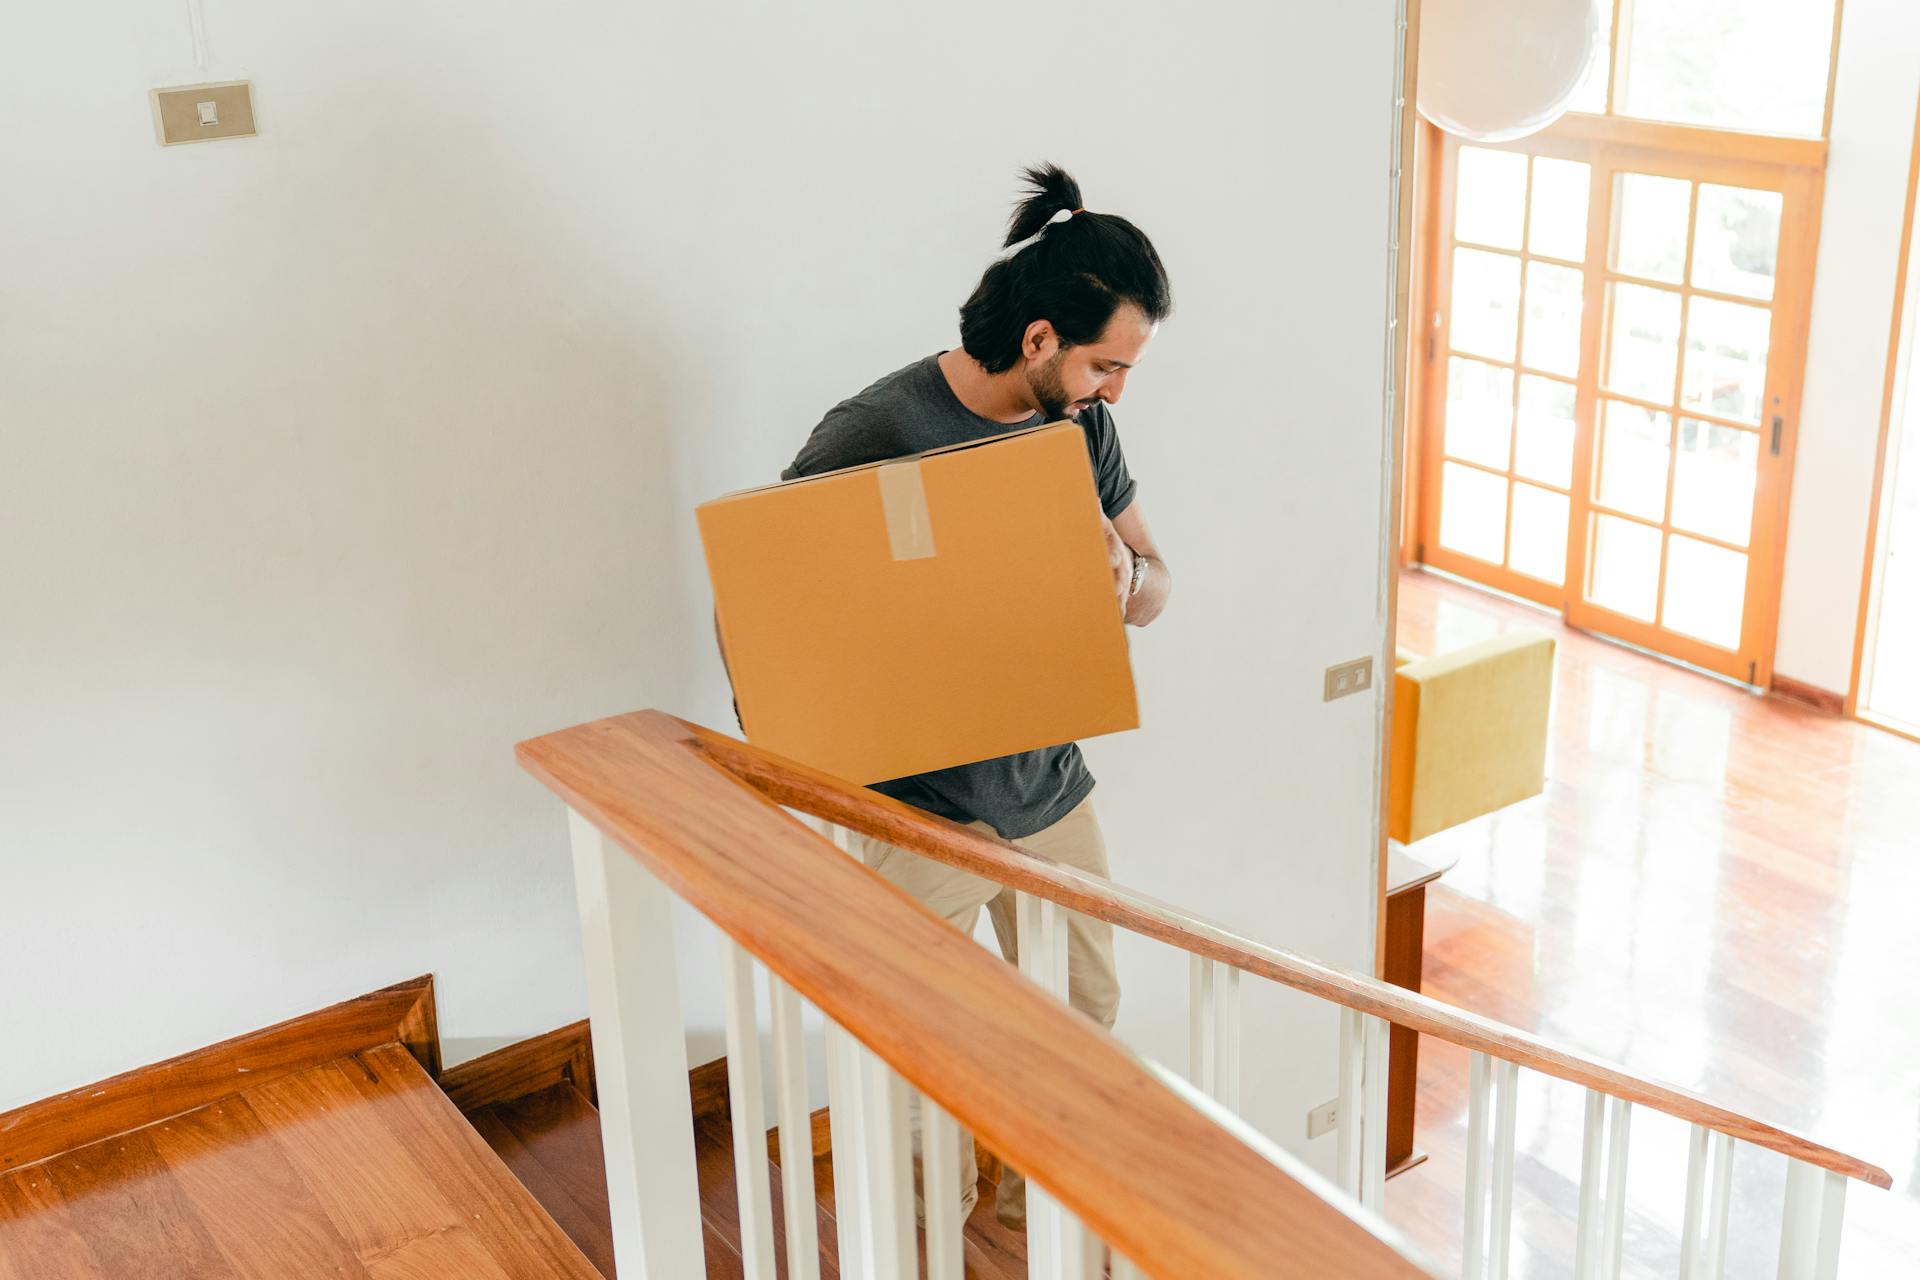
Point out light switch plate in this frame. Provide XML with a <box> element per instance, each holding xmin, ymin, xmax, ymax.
<box><xmin>1323</xmin><ymin>655</ymin><xmax>1374</xmax><ymax>702</ymax></box>
<box><xmin>152</xmin><ymin>81</ymin><xmax>256</xmax><ymax>146</ymax></box>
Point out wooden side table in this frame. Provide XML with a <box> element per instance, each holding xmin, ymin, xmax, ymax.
<box><xmin>1383</xmin><ymin>844</ymin><xmax>1457</xmax><ymax>1178</ymax></box>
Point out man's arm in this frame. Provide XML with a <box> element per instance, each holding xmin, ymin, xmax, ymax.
<box><xmin>1102</xmin><ymin>502</ymin><xmax>1172</xmax><ymax>627</ymax></box>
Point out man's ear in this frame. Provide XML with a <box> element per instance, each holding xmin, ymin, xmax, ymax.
<box><xmin>1022</xmin><ymin>318</ymin><xmax>1056</xmax><ymax>360</ymax></box>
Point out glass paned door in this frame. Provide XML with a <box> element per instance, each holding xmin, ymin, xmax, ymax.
<box><xmin>1426</xmin><ymin>148</ymin><xmax>1590</xmax><ymax>593</ymax></box>
<box><xmin>1418</xmin><ymin>135</ymin><xmax>1817</xmax><ymax>684</ymax></box>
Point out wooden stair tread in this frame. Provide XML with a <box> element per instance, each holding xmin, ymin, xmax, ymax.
<box><xmin>466</xmin><ymin>1080</ymin><xmax>1028</xmax><ymax>1279</ymax></box>
<box><xmin>0</xmin><ymin>1043</ymin><xmax>598</xmax><ymax>1279</ymax></box>
<box><xmin>692</xmin><ymin>1112</ymin><xmax>840</xmax><ymax>1278</ymax></box>
<box><xmin>467</xmin><ymin>1085</ymin><xmax>619</xmax><ymax>1278</ymax></box>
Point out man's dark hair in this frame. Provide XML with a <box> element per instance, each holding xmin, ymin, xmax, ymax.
<box><xmin>957</xmin><ymin>164</ymin><xmax>1172</xmax><ymax>374</ymax></box>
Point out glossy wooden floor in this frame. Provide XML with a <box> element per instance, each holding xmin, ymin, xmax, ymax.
<box><xmin>1384</xmin><ymin>569</ymin><xmax>1920</xmax><ymax>1277</ymax></box>
<box><xmin>468</xmin><ymin>1079</ymin><xmax>1032</xmax><ymax>1279</ymax></box>
<box><xmin>0</xmin><ymin>1043</ymin><xmax>599</xmax><ymax>1279</ymax></box>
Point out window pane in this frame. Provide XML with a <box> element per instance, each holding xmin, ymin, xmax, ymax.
<box><xmin>1671</xmin><ymin>420</ymin><xmax>1759</xmax><ymax>546</ymax></box>
<box><xmin>1529</xmin><ymin>157</ymin><xmax>1591</xmax><ymax>262</ymax></box>
<box><xmin>1509</xmin><ymin>483</ymin><xmax>1569</xmax><ymax>585</ymax></box>
<box><xmin>1444</xmin><ymin>357</ymin><xmax>1515</xmax><ymax>469</ymax></box>
<box><xmin>1620</xmin><ymin>0</ymin><xmax>1836</xmax><ymax>138</ymax></box>
<box><xmin>1516</xmin><ymin>375</ymin><xmax>1576</xmax><ymax>489</ymax></box>
<box><xmin>1663</xmin><ymin>535</ymin><xmax>1748</xmax><ymax>649</ymax></box>
<box><xmin>1590</xmin><ymin>514</ymin><xmax>1662</xmax><ymax>621</ymax></box>
<box><xmin>1597</xmin><ymin>399</ymin><xmax>1672</xmax><ymax>522</ymax></box>
<box><xmin>1451</xmin><ymin>247</ymin><xmax>1522</xmax><ymax>362</ymax></box>
<box><xmin>1612</xmin><ymin>173</ymin><xmax>1691</xmax><ymax>283</ymax></box>
<box><xmin>1693</xmin><ymin>185</ymin><xmax>1782</xmax><ymax>301</ymax></box>
<box><xmin>1456</xmin><ymin>147</ymin><xmax>1528</xmax><ymax>250</ymax></box>
<box><xmin>1440</xmin><ymin>461</ymin><xmax>1509</xmax><ymax>564</ymax></box>
<box><xmin>1682</xmin><ymin>297</ymin><xmax>1771</xmax><ymax>425</ymax></box>
<box><xmin>1605</xmin><ymin>283</ymin><xmax>1682</xmax><ymax>404</ymax></box>
<box><xmin>1523</xmin><ymin>261</ymin><xmax>1584</xmax><ymax>377</ymax></box>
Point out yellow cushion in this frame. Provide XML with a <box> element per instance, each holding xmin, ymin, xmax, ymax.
<box><xmin>1388</xmin><ymin>630</ymin><xmax>1555</xmax><ymax>844</ymax></box>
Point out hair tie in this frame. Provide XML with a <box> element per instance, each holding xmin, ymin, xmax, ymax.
<box><xmin>1072</xmin><ymin>208</ymin><xmax>1085</xmax><ymax>215</ymax></box>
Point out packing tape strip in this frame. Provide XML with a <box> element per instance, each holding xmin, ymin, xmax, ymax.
<box><xmin>876</xmin><ymin>460</ymin><xmax>936</xmax><ymax>561</ymax></box>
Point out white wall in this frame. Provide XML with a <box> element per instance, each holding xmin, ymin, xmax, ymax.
<box><xmin>0</xmin><ymin>0</ymin><xmax>1401</xmax><ymax>1173</ymax></box>
<box><xmin>0</xmin><ymin>0</ymin><xmax>706</xmax><ymax>1097</ymax></box>
<box><xmin>1773</xmin><ymin>0</ymin><xmax>1920</xmax><ymax>692</ymax></box>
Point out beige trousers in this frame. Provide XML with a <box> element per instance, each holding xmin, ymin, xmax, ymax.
<box><xmin>847</xmin><ymin>794</ymin><xmax>1119</xmax><ymax>1227</ymax></box>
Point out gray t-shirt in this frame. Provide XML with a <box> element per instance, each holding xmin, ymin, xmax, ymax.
<box><xmin>782</xmin><ymin>352</ymin><xmax>1136</xmax><ymax>840</ymax></box>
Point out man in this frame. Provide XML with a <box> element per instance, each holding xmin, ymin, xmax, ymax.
<box><xmin>782</xmin><ymin>163</ymin><xmax>1173</xmax><ymax>1229</ymax></box>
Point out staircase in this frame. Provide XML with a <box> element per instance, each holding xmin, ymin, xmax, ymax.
<box><xmin>0</xmin><ymin>708</ymin><xmax>1891</xmax><ymax>1277</ymax></box>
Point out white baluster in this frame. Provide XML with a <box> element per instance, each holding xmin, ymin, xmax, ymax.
<box><xmin>1334</xmin><ymin>1006</ymin><xmax>1389</xmax><ymax>1210</ymax></box>
<box><xmin>1486</xmin><ymin>1059</ymin><xmax>1519</xmax><ymax>1280</ymax></box>
<box><xmin>1572</xmin><ymin>1091</ymin><xmax>1633</xmax><ymax>1280</ymax></box>
<box><xmin>921</xmin><ymin>1095</ymin><xmax>963</xmax><ymax>1280</ymax></box>
<box><xmin>1779</xmin><ymin>1159</ymin><xmax>1818</xmax><ymax>1279</ymax></box>
<box><xmin>1815</xmin><ymin>1169</ymin><xmax>1847</xmax><ymax>1280</ymax></box>
<box><xmin>567</xmin><ymin>809</ymin><xmax>707</xmax><ymax>1279</ymax></box>
<box><xmin>1056</xmin><ymin>1209</ymin><xmax>1094</xmax><ymax>1280</ymax></box>
<box><xmin>824</xmin><ymin>1022</ymin><xmax>869</xmax><ymax>1280</ymax></box>
<box><xmin>1573</xmin><ymin>1089</ymin><xmax>1606</xmax><ymax>1280</ymax></box>
<box><xmin>817</xmin><ymin>820</ymin><xmax>869</xmax><ymax>1280</ymax></box>
<box><xmin>1361</xmin><ymin>1014</ymin><xmax>1390</xmax><ymax>1212</ymax></box>
<box><xmin>1461</xmin><ymin>1051</ymin><xmax>1492</xmax><ymax>1279</ymax></box>
<box><xmin>721</xmin><ymin>941</ymin><xmax>775</xmax><ymax>1279</ymax></box>
<box><xmin>1188</xmin><ymin>957</ymin><xmax>1242</xmax><ymax>1110</ymax></box>
<box><xmin>1337</xmin><ymin>1007</ymin><xmax>1368</xmax><ymax>1198</ymax></box>
<box><xmin>1017</xmin><ymin>890</ymin><xmax>1093</xmax><ymax>1279</ymax></box>
<box><xmin>1702</xmin><ymin>1133</ymin><xmax>1735</xmax><ymax>1279</ymax></box>
<box><xmin>767</xmin><ymin>975</ymin><xmax>819</xmax><ymax>1280</ymax></box>
<box><xmin>1216</xmin><ymin>964</ymin><xmax>1243</xmax><ymax>1112</ymax></box>
<box><xmin>1679</xmin><ymin>1125</ymin><xmax>1710</xmax><ymax>1280</ymax></box>
<box><xmin>1778</xmin><ymin>1159</ymin><xmax>1848</xmax><ymax>1280</ymax></box>
<box><xmin>856</xmin><ymin>1046</ymin><xmax>915</xmax><ymax>1278</ymax></box>
<box><xmin>1600</xmin><ymin>1098</ymin><xmax>1632</xmax><ymax>1280</ymax></box>
<box><xmin>1681</xmin><ymin>1128</ymin><xmax>1745</xmax><ymax>1280</ymax></box>
<box><xmin>1189</xmin><ymin>953</ymin><xmax>1216</xmax><ymax>1095</ymax></box>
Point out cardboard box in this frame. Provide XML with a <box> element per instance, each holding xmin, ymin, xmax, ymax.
<box><xmin>697</xmin><ymin>422</ymin><xmax>1137</xmax><ymax>785</ymax></box>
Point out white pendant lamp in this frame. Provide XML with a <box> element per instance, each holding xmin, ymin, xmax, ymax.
<box><xmin>1417</xmin><ymin>0</ymin><xmax>1602</xmax><ymax>142</ymax></box>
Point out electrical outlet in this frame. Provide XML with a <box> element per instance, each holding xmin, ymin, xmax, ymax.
<box><xmin>1307</xmin><ymin>1097</ymin><xmax>1339</xmax><ymax>1139</ymax></box>
<box><xmin>1323</xmin><ymin>656</ymin><xmax>1374</xmax><ymax>702</ymax></box>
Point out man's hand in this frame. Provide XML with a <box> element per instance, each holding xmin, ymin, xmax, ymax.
<box><xmin>1101</xmin><ymin>514</ymin><xmax>1135</xmax><ymax>614</ymax></box>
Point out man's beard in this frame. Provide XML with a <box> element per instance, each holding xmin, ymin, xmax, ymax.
<box><xmin>1024</xmin><ymin>350</ymin><xmax>1078</xmax><ymax>420</ymax></box>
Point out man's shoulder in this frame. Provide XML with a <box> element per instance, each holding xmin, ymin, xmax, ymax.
<box><xmin>834</xmin><ymin>354</ymin><xmax>940</xmax><ymax>419</ymax></box>
<box><xmin>783</xmin><ymin>355</ymin><xmax>939</xmax><ymax>480</ymax></box>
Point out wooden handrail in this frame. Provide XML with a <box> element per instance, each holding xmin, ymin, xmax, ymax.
<box><xmin>686</xmin><ymin>720</ymin><xmax>1894</xmax><ymax>1192</ymax></box>
<box><xmin>518</xmin><ymin>711</ymin><xmax>1434</xmax><ymax>1278</ymax></box>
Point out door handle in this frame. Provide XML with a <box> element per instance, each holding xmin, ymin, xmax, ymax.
<box><xmin>1771</xmin><ymin>414</ymin><xmax>1784</xmax><ymax>456</ymax></box>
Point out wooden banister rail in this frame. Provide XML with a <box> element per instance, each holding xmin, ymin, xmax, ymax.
<box><xmin>517</xmin><ymin>710</ymin><xmax>1433</xmax><ymax>1279</ymax></box>
<box><xmin>686</xmin><ymin>720</ymin><xmax>1893</xmax><ymax>1192</ymax></box>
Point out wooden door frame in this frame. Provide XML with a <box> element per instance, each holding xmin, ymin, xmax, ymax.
<box><xmin>1378</xmin><ymin>0</ymin><xmax>1422</xmax><ymax>979</ymax></box>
